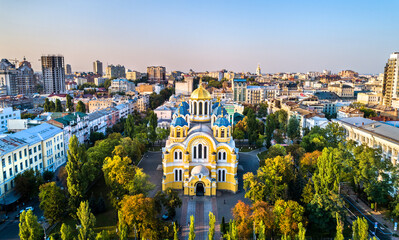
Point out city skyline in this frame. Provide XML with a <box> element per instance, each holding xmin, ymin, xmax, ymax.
<box><xmin>0</xmin><ymin>0</ymin><xmax>398</xmax><ymax>74</ymax></box>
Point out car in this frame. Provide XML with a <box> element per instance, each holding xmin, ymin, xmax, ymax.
<box><xmin>162</xmin><ymin>214</ymin><xmax>170</xmax><ymax>221</ymax></box>
<box><xmin>25</xmin><ymin>206</ymin><xmax>34</xmax><ymax>212</ymax></box>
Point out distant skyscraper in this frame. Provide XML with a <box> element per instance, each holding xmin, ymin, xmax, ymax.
<box><xmin>0</xmin><ymin>59</ymin><xmax>17</xmax><ymax>95</ymax></box>
<box><xmin>105</xmin><ymin>64</ymin><xmax>125</xmax><ymax>78</ymax></box>
<box><xmin>256</xmin><ymin>64</ymin><xmax>261</xmax><ymax>76</ymax></box>
<box><xmin>41</xmin><ymin>55</ymin><xmax>65</xmax><ymax>94</ymax></box>
<box><xmin>382</xmin><ymin>52</ymin><xmax>399</xmax><ymax>107</ymax></box>
<box><xmin>93</xmin><ymin>60</ymin><xmax>103</xmax><ymax>75</ymax></box>
<box><xmin>65</xmin><ymin>64</ymin><xmax>72</xmax><ymax>75</ymax></box>
<box><xmin>16</xmin><ymin>58</ymin><xmax>35</xmax><ymax>95</ymax></box>
<box><xmin>147</xmin><ymin>66</ymin><xmax>166</xmax><ymax>82</ymax></box>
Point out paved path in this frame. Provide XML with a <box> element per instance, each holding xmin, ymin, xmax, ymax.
<box><xmin>181</xmin><ymin>197</ymin><xmax>219</xmax><ymax>240</ymax></box>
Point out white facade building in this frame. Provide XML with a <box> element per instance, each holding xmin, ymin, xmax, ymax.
<box><xmin>0</xmin><ymin>107</ymin><xmax>21</xmax><ymax>133</ymax></box>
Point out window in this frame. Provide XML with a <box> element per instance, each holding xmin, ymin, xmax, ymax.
<box><xmin>199</xmin><ymin>102</ymin><xmax>203</xmax><ymax>115</ymax></box>
<box><xmin>218</xmin><ymin>151</ymin><xmax>227</xmax><ymax>161</ymax></box>
<box><xmin>4</xmin><ymin>183</ymin><xmax>7</xmax><ymax>192</ymax></box>
<box><xmin>1</xmin><ymin>159</ymin><xmax>4</xmax><ymax>167</ymax></box>
<box><xmin>34</xmin><ymin>147</ymin><xmax>37</xmax><ymax>153</ymax></box>
<box><xmin>14</xmin><ymin>165</ymin><xmax>18</xmax><ymax>174</ymax></box>
<box><xmin>205</xmin><ymin>102</ymin><xmax>208</xmax><ymax>115</ymax></box>
<box><xmin>13</xmin><ymin>153</ymin><xmax>16</xmax><ymax>162</ymax></box>
<box><xmin>198</xmin><ymin>144</ymin><xmax>202</xmax><ymax>159</ymax></box>
<box><xmin>29</xmin><ymin>149</ymin><xmax>32</xmax><ymax>155</ymax></box>
<box><xmin>19</xmin><ymin>151</ymin><xmax>22</xmax><ymax>159</ymax></box>
<box><xmin>193</xmin><ymin>146</ymin><xmax>197</xmax><ymax>159</ymax></box>
<box><xmin>25</xmin><ymin>160</ymin><xmax>28</xmax><ymax>168</ymax></box>
<box><xmin>35</xmin><ymin>156</ymin><xmax>38</xmax><ymax>162</ymax></box>
<box><xmin>3</xmin><ymin>171</ymin><xmax>6</xmax><ymax>180</ymax></box>
<box><xmin>174</xmin><ymin>169</ymin><xmax>183</xmax><ymax>182</ymax></box>
<box><xmin>38</xmin><ymin>145</ymin><xmax>41</xmax><ymax>151</ymax></box>
<box><xmin>39</xmin><ymin>163</ymin><xmax>42</xmax><ymax>169</ymax></box>
<box><xmin>30</xmin><ymin>158</ymin><xmax>33</xmax><ymax>164</ymax></box>
<box><xmin>218</xmin><ymin>169</ymin><xmax>226</xmax><ymax>182</ymax></box>
<box><xmin>20</xmin><ymin>163</ymin><xmax>23</xmax><ymax>171</ymax></box>
<box><xmin>8</xmin><ymin>156</ymin><xmax>11</xmax><ymax>165</ymax></box>
<box><xmin>39</xmin><ymin>154</ymin><xmax>42</xmax><ymax>159</ymax></box>
<box><xmin>9</xmin><ymin>168</ymin><xmax>12</xmax><ymax>177</ymax></box>
<box><xmin>24</xmin><ymin>149</ymin><xmax>27</xmax><ymax>157</ymax></box>
<box><xmin>174</xmin><ymin>150</ymin><xmax>183</xmax><ymax>161</ymax></box>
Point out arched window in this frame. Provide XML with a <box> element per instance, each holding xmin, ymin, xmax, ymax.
<box><xmin>199</xmin><ymin>102</ymin><xmax>203</xmax><ymax>115</ymax></box>
<box><xmin>218</xmin><ymin>150</ymin><xmax>227</xmax><ymax>161</ymax></box>
<box><xmin>193</xmin><ymin>146</ymin><xmax>197</xmax><ymax>159</ymax></box>
<box><xmin>176</xmin><ymin>130</ymin><xmax>180</xmax><ymax>138</ymax></box>
<box><xmin>221</xmin><ymin>129</ymin><xmax>225</xmax><ymax>138</ymax></box>
<box><xmin>194</xmin><ymin>102</ymin><xmax>197</xmax><ymax>115</ymax></box>
<box><xmin>204</xmin><ymin>102</ymin><xmax>208</xmax><ymax>115</ymax></box>
<box><xmin>204</xmin><ymin>146</ymin><xmax>207</xmax><ymax>159</ymax></box>
<box><xmin>217</xmin><ymin>169</ymin><xmax>226</xmax><ymax>182</ymax></box>
<box><xmin>198</xmin><ymin>144</ymin><xmax>202</xmax><ymax>159</ymax></box>
<box><xmin>174</xmin><ymin>150</ymin><xmax>183</xmax><ymax>161</ymax></box>
<box><xmin>174</xmin><ymin>169</ymin><xmax>183</xmax><ymax>181</ymax></box>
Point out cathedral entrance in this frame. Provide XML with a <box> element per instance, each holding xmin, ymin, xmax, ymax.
<box><xmin>196</xmin><ymin>182</ymin><xmax>205</xmax><ymax>196</ymax></box>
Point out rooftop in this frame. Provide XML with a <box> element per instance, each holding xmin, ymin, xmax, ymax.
<box><xmin>11</xmin><ymin>123</ymin><xmax>63</xmax><ymax>145</ymax></box>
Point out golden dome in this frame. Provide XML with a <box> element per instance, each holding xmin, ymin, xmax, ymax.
<box><xmin>190</xmin><ymin>81</ymin><xmax>211</xmax><ymax>100</ymax></box>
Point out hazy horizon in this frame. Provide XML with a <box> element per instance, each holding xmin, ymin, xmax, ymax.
<box><xmin>1</xmin><ymin>0</ymin><xmax>398</xmax><ymax>74</ymax></box>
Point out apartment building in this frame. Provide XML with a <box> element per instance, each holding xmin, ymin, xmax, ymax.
<box><xmin>357</xmin><ymin>92</ymin><xmax>383</xmax><ymax>105</ymax></box>
<box><xmin>0</xmin><ymin>123</ymin><xmax>65</xmax><ymax>200</ymax></box>
<box><xmin>232</xmin><ymin>78</ymin><xmax>247</xmax><ymax>103</ymax></box>
<box><xmin>0</xmin><ymin>107</ymin><xmax>21</xmax><ymax>133</ymax></box>
<box><xmin>334</xmin><ymin>117</ymin><xmax>399</xmax><ymax>165</ymax></box>
<box><xmin>105</xmin><ymin>65</ymin><xmax>125</xmax><ymax>79</ymax></box>
<box><xmin>328</xmin><ymin>82</ymin><xmax>354</xmax><ymax>98</ymax></box>
<box><xmin>147</xmin><ymin>66</ymin><xmax>166</xmax><ymax>82</ymax></box>
<box><xmin>109</xmin><ymin>79</ymin><xmax>135</xmax><ymax>93</ymax></box>
<box><xmin>41</xmin><ymin>55</ymin><xmax>65</xmax><ymax>94</ymax></box>
<box><xmin>382</xmin><ymin>53</ymin><xmax>399</xmax><ymax>107</ymax></box>
<box><xmin>88</xmin><ymin>99</ymin><xmax>116</xmax><ymax>113</ymax></box>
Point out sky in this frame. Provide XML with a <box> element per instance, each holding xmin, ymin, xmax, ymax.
<box><xmin>0</xmin><ymin>0</ymin><xmax>398</xmax><ymax>74</ymax></box>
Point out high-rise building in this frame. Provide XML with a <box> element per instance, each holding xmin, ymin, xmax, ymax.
<box><xmin>16</xmin><ymin>58</ymin><xmax>35</xmax><ymax>95</ymax></box>
<box><xmin>147</xmin><ymin>66</ymin><xmax>166</xmax><ymax>82</ymax></box>
<box><xmin>232</xmin><ymin>78</ymin><xmax>247</xmax><ymax>103</ymax></box>
<box><xmin>256</xmin><ymin>64</ymin><xmax>261</xmax><ymax>76</ymax></box>
<box><xmin>105</xmin><ymin>64</ymin><xmax>125</xmax><ymax>78</ymax></box>
<box><xmin>93</xmin><ymin>60</ymin><xmax>103</xmax><ymax>75</ymax></box>
<box><xmin>126</xmin><ymin>70</ymin><xmax>141</xmax><ymax>80</ymax></box>
<box><xmin>0</xmin><ymin>59</ymin><xmax>17</xmax><ymax>95</ymax></box>
<box><xmin>382</xmin><ymin>52</ymin><xmax>399</xmax><ymax>107</ymax></box>
<box><xmin>65</xmin><ymin>64</ymin><xmax>72</xmax><ymax>75</ymax></box>
<box><xmin>41</xmin><ymin>55</ymin><xmax>66</xmax><ymax>94</ymax></box>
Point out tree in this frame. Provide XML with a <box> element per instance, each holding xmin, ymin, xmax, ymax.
<box><xmin>95</xmin><ymin>230</ymin><xmax>110</xmax><ymax>240</ymax></box>
<box><xmin>233</xmin><ymin>129</ymin><xmax>245</xmax><ymax>146</ymax></box>
<box><xmin>66</xmin><ymin>135</ymin><xmax>94</xmax><ymax>214</ymax></box>
<box><xmin>119</xmin><ymin>194</ymin><xmax>158</xmax><ymax>239</ymax></box>
<box><xmin>39</xmin><ymin>182</ymin><xmax>67</xmax><ymax>224</ymax></box>
<box><xmin>14</xmin><ymin>169</ymin><xmax>43</xmax><ymax>200</ymax></box>
<box><xmin>287</xmin><ymin>117</ymin><xmax>300</xmax><ymax>141</ymax></box>
<box><xmin>125</xmin><ymin>114</ymin><xmax>135</xmax><ymax>139</ymax></box>
<box><xmin>148</xmin><ymin>112</ymin><xmax>158</xmax><ymax>146</ymax></box>
<box><xmin>334</xmin><ymin>213</ymin><xmax>344</xmax><ymax>240</ymax></box>
<box><xmin>301</xmin><ymin>179</ymin><xmax>314</xmax><ymax>205</ymax></box>
<box><xmin>273</xmin><ymin>199</ymin><xmax>305</xmax><ymax>238</ymax></box>
<box><xmin>44</xmin><ymin>98</ymin><xmax>55</xmax><ymax>112</ymax></box>
<box><xmin>300</xmin><ymin>150</ymin><xmax>321</xmax><ymax>174</ymax></box>
<box><xmin>296</xmin><ymin>222</ymin><xmax>306</xmax><ymax>240</ymax></box>
<box><xmin>19</xmin><ymin>210</ymin><xmax>43</xmax><ymax>240</ymax></box>
<box><xmin>232</xmin><ymin>201</ymin><xmax>252</xmax><ymax>239</ymax></box>
<box><xmin>257</xmin><ymin>103</ymin><xmax>268</xmax><ymax>118</ymax></box>
<box><xmin>258</xmin><ymin>220</ymin><xmax>266</xmax><ymax>240</ymax></box>
<box><xmin>173</xmin><ymin>222</ymin><xmax>179</xmax><ymax>240</ymax></box>
<box><xmin>263</xmin><ymin>144</ymin><xmax>286</xmax><ymax>164</ymax></box>
<box><xmin>276</xmin><ymin>110</ymin><xmax>288</xmax><ymax>131</ymax></box>
<box><xmin>251</xmin><ymin>201</ymin><xmax>274</xmax><ymax>237</ymax></box>
<box><xmin>87</xmin><ymin>133</ymin><xmax>122</xmax><ymax>170</ymax></box>
<box><xmin>77</xmin><ymin>201</ymin><xmax>96</xmax><ymax>240</ymax></box>
<box><xmin>66</xmin><ymin>94</ymin><xmax>74</xmax><ymax>112</ymax></box>
<box><xmin>103</xmin><ymin>155</ymin><xmax>154</xmax><ymax>208</ymax></box>
<box><xmin>246</xmin><ymin>109</ymin><xmax>258</xmax><ymax>146</ymax></box>
<box><xmin>42</xmin><ymin>170</ymin><xmax>54</xmax><ymax>182</ymax></box>
<box><xmin>352</xmin><ymin>217</ymin><xmax>368</xmax><ymax>240</ymax></box>
<box><xmin>154</xmin><ymin>188</ymin><xmax>182</xmax><ymax>219</ymax></box>
<box><xmin>118</xmin><ymin>211</ymin><xmax>128</xmax><ymax>240</ymax></box>
<box><xmin>224</xmin><ymin>220</ymin><xmax>238</xmax><ymax>240</ymax></box>
<box><xmin>55</xmin><ymin>99</ymin><xmax>63</xmax><ymax>112</ymax></box>
<box><xmin>60</xmin><ymin>223</ymin><xmax>73</xmax><ymax>240</ymax></box>
<box><xmin>189</xmin><ymin>215</ymin><xmax>195</xmax><ymax>240</ymax></box>
<box><xmin>208</xmin><ymin>212</ymin><xmax>216</xmax><ymax>240</ymax></box>
<box><xmin>265</xmin><ymin>113</ymin><xmax>278</xmax><ymax>148</ymax></box>
<box><xmin>244</xmin><ymin>155</ymin><xmax>293</xmax><ymax>203</ymax></box>
<box><xmin>89</xmin><ymin>132</ymin><xmax>105</xmax><ymax>146</ymax></box>
<box><xmin>76</xmin><ymin>101</ymin><xmax>86</xmax><ymax>113</ymax></box>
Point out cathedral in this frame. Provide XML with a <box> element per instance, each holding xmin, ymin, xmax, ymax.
<box><xmin>162</xmin><ymin>81</ymin><xmax>239</xmax><ymax>196</ymax></box>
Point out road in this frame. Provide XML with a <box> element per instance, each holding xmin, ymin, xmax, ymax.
<box><xmin>0</xmin><ymin>200</ymin><xmax>43</xmax><ymax>240</ymax></box>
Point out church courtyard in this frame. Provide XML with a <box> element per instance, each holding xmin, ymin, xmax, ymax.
<box><xmin>138</xmin><ymin>149</ymin><xmax>261</xmax><ymax>239</ymax></box>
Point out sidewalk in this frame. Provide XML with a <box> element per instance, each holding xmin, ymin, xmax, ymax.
<box><xmin>347</xmin><ymin>192</ymin><xmax>396</xmax><ymax>235</ymax></box>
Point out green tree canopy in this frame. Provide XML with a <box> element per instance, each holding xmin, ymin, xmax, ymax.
<box><xmin>39</xmin><ymin>182</ymin><xmax>67</xmax><ymax>224</ymax></box>
<box><xmin>19</xmin><ymin>210</ymin><xmax>43</xmax><ymax>240</ymax></box>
